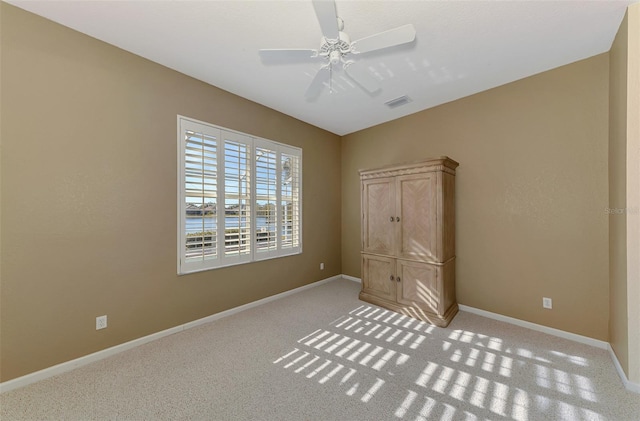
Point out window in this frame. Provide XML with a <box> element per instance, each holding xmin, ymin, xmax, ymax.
<box><xmin>178</xmin><ymin>116</ymin><xmax>302</xmax><ymax>274</ymax></box>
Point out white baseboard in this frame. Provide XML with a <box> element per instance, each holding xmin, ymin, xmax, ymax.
<box><xmin>458</xmin><ymin>304</ymin><xmax>608</xmax><ymax>349</ymax></box>
<box><xmin>5</xmin><ymin>278</ymin><xmax>637</xmax><ymax>395</ymax></box>
<box><xmin>608</xmin><ymin>344</ymin><xmax>640</xmax><ymax>394</ymax></box>
<box><xmin>342</xmin><ymin>274</ymin><xmax>361</xmax><ymax>283</ymax></box>
<box><xmin>0</xmin><ymin>274</ymin><xmax>345</xmax><ymax>394</ymax></box>
<box><xmin>458</xmin><ymin>304</ymin><xmax>639</xmax><ymax>394</ymax></box>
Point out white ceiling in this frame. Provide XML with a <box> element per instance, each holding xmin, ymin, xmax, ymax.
<box><xmin>7</xmin><ymin>0</ymin><xmax>638</xmax><ymax>135</ymax></box>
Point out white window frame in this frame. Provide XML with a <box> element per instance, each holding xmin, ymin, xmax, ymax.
<box><xmin>177</xmin><ymin>116</ymin><xmax>302</xmax><ymax>274</ymax></box>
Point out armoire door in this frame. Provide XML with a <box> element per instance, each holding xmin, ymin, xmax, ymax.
<box><xmin>362</xmin><ymin>177</ymin><xmax>395</xmax><ymax>255</ymax></box>
<box><xmin>361</xmin><ymin>254</ymin><xmax>396</xmax><ymax>302</ymax></box>
<box><xmin>395</xmin><ymin>173</ymin><xmax>438</xmax><ymax>262</ymax></box>
<box><xmin>396</xmin><ymin>259</ymin><xmax>439</xmax><ymax>313</ymax></box>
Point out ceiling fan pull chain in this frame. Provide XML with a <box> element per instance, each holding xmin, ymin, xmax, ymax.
<box><xmin>329</xmin><ymin>64</ymin><xmax>333</xmax><ymax>94</ymax></box>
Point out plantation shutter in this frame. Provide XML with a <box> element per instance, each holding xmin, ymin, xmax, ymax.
<box><xmin>178</xmin><ymin>116</ymin><xmax>301</xmax><ymax>274</ymax></box>
<box><xmin>222</xmin><ymin>131</ymin><xmax>252</xmax><ymax>264</ymax></box>
<box><xmin>281</xmin><ymin>148</ymin><xmax>301</xmax><ymax>251</ymax></box>
<box><xmin>255</xmin><ymin>143</ymin><xmax>278</xmax><ymax>256</ymax></box>
<box><xmin>180</xmin><ymin>120</ymin><xmax>220</xmax><ymax>272</ymax></box>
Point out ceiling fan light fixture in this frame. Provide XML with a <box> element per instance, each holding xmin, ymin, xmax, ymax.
<box><xmin>329</xmin><ymin>50</ymin><xmax>342</xmax><ymax>65</ymax></box>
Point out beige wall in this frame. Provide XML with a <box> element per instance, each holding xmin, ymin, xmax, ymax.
<box><xmin>608</xmin><ymin>3</ymin><xmax>640</xmax><ymax>384</ymax></box>
<box><xmin>609</xmin><ymin>3</ymin><xmax>640</xmax><ymax>384</ymax></box>
<box><xmin>342</xmin><ymin>54</ymin><xmax>610</xmax><ymax>340</ymax></box>
<box><xmin>609</xmin><ymin>8</ymin><xmax>630</xmax><ymax>378</ymax></box>
<box><xmin>0</xmin><ymin>4</ymin><xmax>342</xmax><ymax>382</ymax></box>
<box><xmin>627</xmin><ymin>2</ymin><xmax>640</xmax><ymax>385</ymax></box>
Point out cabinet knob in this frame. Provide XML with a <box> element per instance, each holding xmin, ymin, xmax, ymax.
<box><xmin>390</xmin><ymin>275</ymin><xmax>395</xmax><ymax>281</ymax></box>
<box><xmin>397</xmin><ymin>277</ymin><xmax>401</xmax><ymax>283</ymax></box>
<box><xmin>396</xmin><ymin>216</ymin><xmax>400</xmax><ymax>222</ymax></box>
<box><xmin>390</xmin><ymin>216</ymin><xmax>394</xmax><ymax>222</ymax></box>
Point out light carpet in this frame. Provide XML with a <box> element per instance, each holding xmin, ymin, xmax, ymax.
<box><xmin>1</xmin><ymin>278</ymin><xmax>638</xmax><ymax>420</ymax></box>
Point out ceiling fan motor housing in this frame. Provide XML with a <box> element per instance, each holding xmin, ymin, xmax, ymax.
<box><xmin>320</xmin><ymin>31</ymin><xmax>351</xmax><ymax>64</ymax></box>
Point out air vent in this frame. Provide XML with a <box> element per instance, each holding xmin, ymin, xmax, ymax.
<box><xmin>384</xmin><ymin>95</ymin><xmax>412</xmax><ymax>109</ymax></box>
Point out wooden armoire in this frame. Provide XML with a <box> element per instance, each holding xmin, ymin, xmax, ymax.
<box><xmin>359</xmin><ymin>157</ymin><xmax>459</xmax><ymax>327</ymax></box>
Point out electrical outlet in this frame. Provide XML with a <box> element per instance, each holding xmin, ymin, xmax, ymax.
<box><xmin>542</xmin><ymin>297</ymin><xmax>552</xmax><ymax>309</ymax></box>
<box><xmin>320</xmin><ymin>262</ymin><xmax>325</xmax><ymax>270</ymax></box>
<box><xmin>96</xmin><ymin>315</ymin><xmax>107</xmax><ymax>330</ymax></box>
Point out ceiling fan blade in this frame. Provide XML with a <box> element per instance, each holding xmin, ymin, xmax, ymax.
<box><xmin>345</xmin><ymin>62</ymin><xmax>380</xmax><ymax>94</ymax></box>
<box><xmin>312</xmin><ymin>0</ymin><xmax>339</xmax><ymax>40</ymax></box>
<box><xmin>259</xmin><ymin>49</ymin><xmax>319</xmax><ymax>62</ymax></box>
<box><xmin>352</xmin><ymin>24</ymin><xmax>416</xmax><ymax>54</ymax></box>
<box><xmin>305</xmin><ymin>67</ymin><xmax>330</xmax><ymax>100</ymax></box>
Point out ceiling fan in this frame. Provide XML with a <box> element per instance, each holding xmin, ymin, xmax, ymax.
<box><xmin>259</xmin><ymin>0</ymin><xmax>416</xmax><ymax>100</ymax></box>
